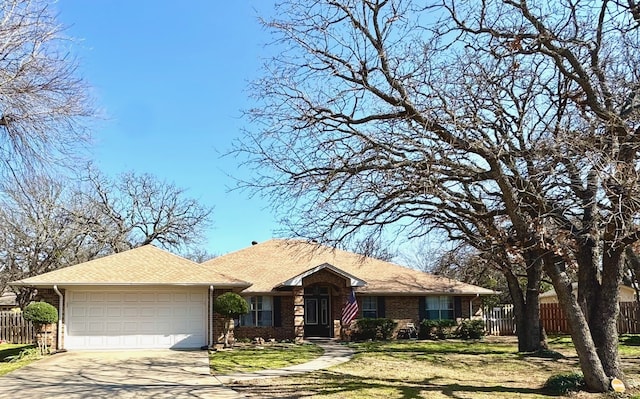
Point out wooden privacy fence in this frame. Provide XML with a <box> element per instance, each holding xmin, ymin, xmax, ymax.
<box><xmin>0</xmin><ymin>311</ymin><xmax>34</xmax><ymax>344</ymax></box>
<box><xmin>486</xmin><ymin>302</ymin><xmax>640</xmax><ymax>335</ymax></box>
<box><xmin>541</xmin><ymin>301</ymin><xmax>640</xmax><ymax>335</ymax></box>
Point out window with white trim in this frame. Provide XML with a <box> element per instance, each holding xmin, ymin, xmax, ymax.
<box><xmin>426</xmin><ymin>296</ymin><xmax>454</xmax><ymax>320</ymax></box>
<box><xmin>240</xmin><ymin>296</ymin><xmax>273</xmax><ymax>327</ymax></box>
<box><xmin>362</xmin><ymin>296</ymin><xmax>378</xmax><ymax>318</ymax></box>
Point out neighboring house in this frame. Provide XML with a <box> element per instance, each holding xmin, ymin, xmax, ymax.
<box><xmin>0</xmin><ymin>291</ymin><xmax>17</xmax><ymax>311</ymax></box>
<box><xmin>539</xmin><ymin>283</ymin><xmax>638</xmax><ymax>304</ymax></box>
<box><xmin>10</xmin><ymin>239</ymin><xmax>495</xmax><ymax>351</ymax></box>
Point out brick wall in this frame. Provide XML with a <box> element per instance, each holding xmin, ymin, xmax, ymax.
<box><xmin>33</xmin><ymin>288</ymin><xmax>64</xmax><ymax>351</ymax></box>
<box><xmin>233</xmin><ymin>295</ymin><xmax>296</xmax><ymax>341</ymax></box>
<box><xmin>218</xmin><ymin>292</ymin><xmax>485</xmax><ymax>343</ymax></box>
<box><xmin>302</xmin><ymin>269</ymin><xmax>349</xmax><ymax>288</ymax></box>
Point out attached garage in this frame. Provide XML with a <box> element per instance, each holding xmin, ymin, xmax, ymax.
<box><xmin>66</xmin><ymin>288</ymin><xmax>207</xmax><ymax>350</ymax></box>
<box><xmin>9</xmin><ymin>245</ymin><xmax>250</xmax><ymax>351</ymax></box>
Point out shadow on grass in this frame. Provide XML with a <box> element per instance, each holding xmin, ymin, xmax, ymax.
<box><xmin>620</xmin><ymin>335</ymin><xmax>640</xmax><ymax>346</ymax></box>
<box><xmin>0</xmin><ymin>345</ymin><xmax>35</xmax><ymax>362</ymax></box>
<box><xmin>231</xmin><ymin>370</ymin><xmax>557</xmax><ymax>399</ymax></box>
<box><xmin>351</xmin><ymin>340</ymin><xmax>516</xmax><ymax>356</ymax></box>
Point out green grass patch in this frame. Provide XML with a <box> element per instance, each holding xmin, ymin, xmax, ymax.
<box><xmin>350</xmin><ymin>339</ymin><xmax>515</xmax><ymax>356</ymax></box>
<box><xmin>0</xmin><ymin>344</ymin><xmax>39</xmax><ymax>376</ymax></box>
<box><xmin>547</xmin><ymin>334</ymin><xmax>640</xmax><ymax>357</ymax></box>
<box><xmin>0</xmin><ymin>344</ymin><xmax>36</xmax><ymax>362</ymax></box>
<box><xmin>210</xmin><ymin>342</ymin><xmax>323</xmax><ymax>374</ymax></box>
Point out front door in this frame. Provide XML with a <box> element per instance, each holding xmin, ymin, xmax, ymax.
<box><xmin>304</xmin><ymin>286</ymin><xmax>331</xmax><ymax>337</ymax></box>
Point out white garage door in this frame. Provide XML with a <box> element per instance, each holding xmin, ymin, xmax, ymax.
<box><xmin>65</xmin><ymin>288</ymin><xmax>207</xmax><ymax>350</ymax></box>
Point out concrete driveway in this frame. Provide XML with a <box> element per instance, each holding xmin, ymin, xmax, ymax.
<box><xmin>0</xmin><ymin>350</ymin><xmax>244</xmax><ymax>399</ymax></box>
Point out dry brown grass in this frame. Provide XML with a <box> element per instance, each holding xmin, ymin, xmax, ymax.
<box><xmin>228</xmin><ymin>336</ymin><xmax>640</xmax><ymax>399</ymax></box>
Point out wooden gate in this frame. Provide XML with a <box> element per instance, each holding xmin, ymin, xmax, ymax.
<box><xmin>484</xmin><ymin>305</ymin><xmax>516</xmax><ymax>335</ymax></box>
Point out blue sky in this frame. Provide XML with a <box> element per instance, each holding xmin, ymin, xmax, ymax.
<box><xmin>55</xmin><ymin>1</ymin><xmax>279</xmax><ymax>255</ymax></box>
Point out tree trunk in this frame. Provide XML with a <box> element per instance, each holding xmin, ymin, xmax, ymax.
<box><xmin>588</xmin><ymin>248</ymin><xmax>625</xmax><ymax>381</ymax></box>
<box><xmin>543</xmin><ymin>254</ymin><xmax>610</xmax><ymax>392</ymax></box>
<box><xmin>503</xmin><ymin>260</ymin><xmax>546</xmax><ymax>352</ymax></box>
<box><xmin>223</xmin><ymin>318</ymin><xmax>230</xmax><ymax>348</ymax></box>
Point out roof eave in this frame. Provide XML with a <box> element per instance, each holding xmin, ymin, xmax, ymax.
<box><xmin>9</xmin><ymin>281</ymin><xmax>252</xmax><ymax>288</ymax></box>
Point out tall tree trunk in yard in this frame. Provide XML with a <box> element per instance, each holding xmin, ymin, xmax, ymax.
<box><xmin>504</xmin><ymin>256</ymin><xmax>546</xmax><ymax>353</ymax></box>
<box><xmin>588</xmin><ymin>248</ymin><xmax>625</xmax><ymax>382</ymax></box>
<box><xmin>543</xmin><ymin>254</ymin><xmax>610</xmax><ymax>392</ymax></box>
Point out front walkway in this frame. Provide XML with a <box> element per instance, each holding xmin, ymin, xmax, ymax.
<box><xmin>214</xmin><ymin>338</ymin><xmax>354</xmax><ymax>385</ymax></box>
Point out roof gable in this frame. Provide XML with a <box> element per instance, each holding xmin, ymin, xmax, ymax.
<box><xmin>11</xmin><ymin>245</ymin><xmax>250</xmax><ymax>288</ymax></box>
<box><xmin>279</xmin><ymin>263</ymin><xmax>367</xmax><ymax>288</ymax></box>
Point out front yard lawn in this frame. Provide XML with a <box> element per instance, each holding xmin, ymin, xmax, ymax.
<box><xmin>0</xmin><ymin>344</ymin><xmax>38</xmax><ymax>376</ymax></box>
<box><xmin>210</xmin><ymin>342</ymin><xmax>323</xmax><ymax>374</ymax></box>
<box><xmin>227</xmin><ymin>336</ymin><xmax>640</xmax><ymax>398</ymax></box>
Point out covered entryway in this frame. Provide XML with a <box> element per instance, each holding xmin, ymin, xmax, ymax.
<box><xmin>65</xmin><ymin>287</ymin><xmax>207</xmax><ymax>350</ymax></box>
<box><xmin>304</xmin><ymin>285</ymin><xmax>332</xmax><ymax>337</ymax></box>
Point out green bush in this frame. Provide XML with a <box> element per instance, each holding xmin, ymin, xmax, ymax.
<box><xmin>23</xmin><ymin>302</ymin><xmax>58</xmax><ymax>325</ymax></box>
<box><xmin>456</xmin><ymin>319</ymin><xmax>485</xmax><ymax>340</ymax></box>
<box><xmin>214</xmin><ymin>292</ymin><xmax>249</xmax><ymax>318</ymax></box>
<box><xmin>352</xmin><ymin>318</ymin><xmax>398</xmax><ymax>341</ymax></box>
<box><xmin>214</xmin><ymin>292</ymin><xmax>249</xmax><ymax>348</ymax></box>
<box><xmin>419</xmin><ymin>319</ymin><xmax>457</xmax><ymax>340</ymax></box>
<box><xmin>543</xmin><ymin>372</ymin><xmax>585</xmax><ymax>395</ymax></box>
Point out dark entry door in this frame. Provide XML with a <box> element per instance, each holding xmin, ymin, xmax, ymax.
<box><xmin>304</xmin><ymin>286</ymin><xmax>331</xmax><ymax>337</ymax></box>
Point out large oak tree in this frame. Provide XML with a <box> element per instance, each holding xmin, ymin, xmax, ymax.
<box><xmin>238</xmin><ymin>0</ymin><xmax>640</xmax><ymax>391</ymax></box>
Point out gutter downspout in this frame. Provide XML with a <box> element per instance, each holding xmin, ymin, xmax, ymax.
<box><xmin>53</xmin><ymin>285</ymin><xmax>64</xmax><ymax>351</ymax></box>
<box><xmin>209</xmin><ymin>285</ymin><xmax>214</xmax><ymax>349</ymax></box>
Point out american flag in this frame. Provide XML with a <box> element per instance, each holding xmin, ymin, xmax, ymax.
<box><xmin>341</xmin><ymin>288</ymin><xmax>359</xmax><ymax>325</ymax></box>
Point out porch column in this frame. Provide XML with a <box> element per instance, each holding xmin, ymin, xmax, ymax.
<box><xmin>293</xmin><ymin>286</ymin><xmax>304</xmax><ymax>343</ymax></box>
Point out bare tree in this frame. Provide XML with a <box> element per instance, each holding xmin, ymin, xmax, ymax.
<box><xmin>78</xmin><ymin>166</ymin><xmax>213</xmax><ymax>254</ymax></box>
<box><xmin>0</xmin><ymin>174</ymin><xmax>102</xmax><ymax>306</ymax></box>
<box><xmin>1</xmin><ymin>169</ymin><xmax>214</xmax><ymax>305</ymax></box>
<box><xmin>238</xmin><ymin>0</ymin><xmax>640</xmax><ymax>391</ymax></box>
<box><xmin>0</xmin><ymin>0</ymin><xmax>93</xmax><ymax>178</ymax></box>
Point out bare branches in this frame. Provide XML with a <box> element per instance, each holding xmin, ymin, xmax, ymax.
<box><xmin>0</xmin><ymin>0</ymin><xmax>94</xmax><ymax>178</ymax></box>
<box><xmin>0</xmin><ymin>169</ymin><xmax>213</xmax><ymax>294</ymax></box>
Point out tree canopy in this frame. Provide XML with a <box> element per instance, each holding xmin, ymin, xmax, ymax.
<box><xmin>238</xmin><ymin>0</ymin><xmax>640</xmax><ymax>391</ymax></box>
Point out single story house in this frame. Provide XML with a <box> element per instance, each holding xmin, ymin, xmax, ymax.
<box><xmin>539</xmin><ymin>282</ymin><xmax>638</xmax><ymax>304</ymax></box>
<box><xmin>10</xmin><ymin>239</ymin><xmax>495</xmax><ymax>351</ymax></box>
<box><xmin>0</xmin><ymin>290</ymin><xmax>17</xmax><ymax>311</ymax></box>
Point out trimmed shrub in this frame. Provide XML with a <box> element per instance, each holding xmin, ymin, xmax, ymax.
<box><xmin>543</xmin><ymin>372</ymin><xmax>585</xmax><ymax>395</ymax></box>
<box><xmin>352</xmin><ymin>318</ymin><xmax>398</xmax><ymax>341</ymax></box>
<box><xmin>23</xmin><ymin>302</ymin><xmax>58</xmax><ymax>325</ymax></box>
<box><xmin>455</xmin><ymin>319</ymin><xmax>485</xmax><ymax>340</ymax></box>
<box><xmin>419</xmin><ymin>319</ymin><xmax>457</xmax><ymax>340</ymax></box>
<box><xmin>214</xmin><ymin>292</ymin><xmax>249</xmax><ymax>348</ymax></box>
<box><xmin>214</xmin><ymin>292</ymin><xmax>249</xmax><ymax>318</ymax></box>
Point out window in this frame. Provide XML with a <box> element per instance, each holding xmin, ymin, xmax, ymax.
<box><xmin>426</xmin><ymin>296</ymin><xmax>454</xmax><ymax>320</ymax></box>
<box><xmin>362</xmin><ymin>296</ymin><xmax>378</xmax><ymax>318</ymax></box>
<box><xmin>240</xmin><ymin>296</ymin><xmax>273</xmax><ymax>327</ymax></box>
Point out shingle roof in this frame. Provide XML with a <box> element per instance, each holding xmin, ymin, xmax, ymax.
<box><xmin>203</xmin><ymin>239</ymin><xmax>495</xmax><ymax>295</ymax></box>
<box><xmin>10</xmin><ymin>245</ymin><xmax>250</xmax><ymax>288</ymax></box>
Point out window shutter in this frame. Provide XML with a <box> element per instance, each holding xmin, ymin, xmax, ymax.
<box><xmin>377</xmin><ymin>296</ymin><xmax>386</xmax><ymax>318</ymax></box>
<box><xmin>454</xmin><ymin>296</ymin><xmax>462</xmax><ymax>319</ymax></box>
<box><xmin>273</xmin><ymin>296</ymin><xmax>282</xmax><ymax>327</ymax></box>
<box><xmin>419</xmin><ymin>297</ymin><xmax>427</xmax><ymax>321</ymax></box>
